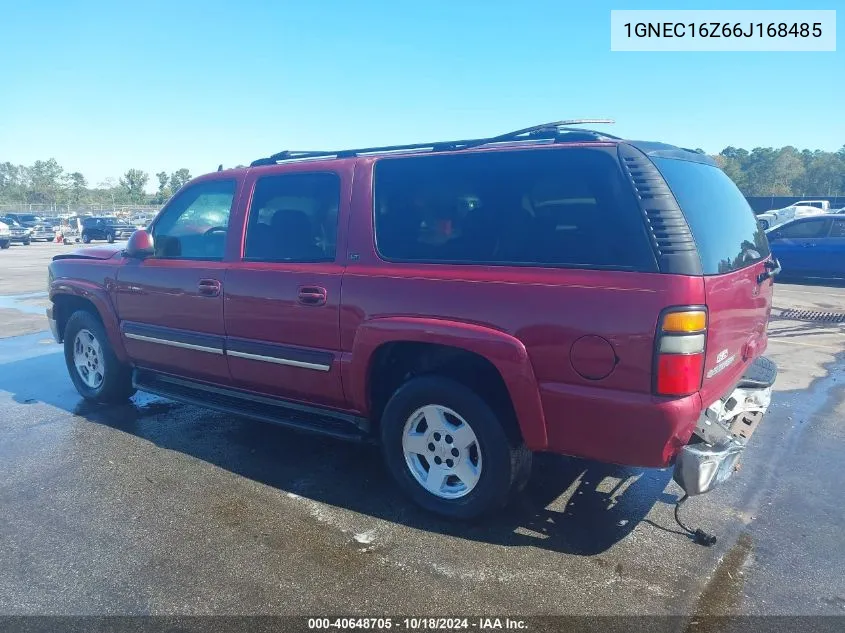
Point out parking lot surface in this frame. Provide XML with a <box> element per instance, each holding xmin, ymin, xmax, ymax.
<box><xmin>1</xmin><ymin>242</ymin><xmax>843</xmax><ymax>615</ymax></box>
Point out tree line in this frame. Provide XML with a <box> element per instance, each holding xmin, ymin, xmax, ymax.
<box><xmin>0</xmin><ymin>160</ymin><xmax>194</xmax><ymax>208</ymax></box>
<box><xmin>714</xmin><ymin>145</ymin><xmax>845</xmax><ymax>197</ymax></box>
<box><xmin>1</xmin><ymin>145</ymin><xmax>844</xmax><ymax>209</ymax></box>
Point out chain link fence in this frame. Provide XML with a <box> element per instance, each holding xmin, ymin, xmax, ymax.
<box><xmin>0</xmin><ymin>204</ymin><xmax>161</xmax><ymax>218</ymax></box>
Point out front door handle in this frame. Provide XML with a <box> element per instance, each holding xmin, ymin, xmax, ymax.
<box><xmin>198</xmin><ymin>278</ymin><xmax>221</xmax><ymax>297</ymax></box>
<box><xmin>298</xmin><ymin>286</ymin><xmax>327</xmax><ymax>306</ymax></box>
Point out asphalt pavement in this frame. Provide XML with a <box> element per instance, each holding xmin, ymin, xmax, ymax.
<box><xmin>0</xmin><ymin>242</ymin><xmax>843</xmax><ymax>617</ymax></box>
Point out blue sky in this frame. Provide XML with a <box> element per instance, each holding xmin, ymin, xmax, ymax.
<box><xmin>1</xmin><ymin>0</ymin><xmax>842</xmax><ymax>190</ymax></box>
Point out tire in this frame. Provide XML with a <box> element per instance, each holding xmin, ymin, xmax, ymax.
<box><xmin>0</xmin><ymin>241</ymin><xmax>9</xmax><ymax>249</ymax></box>
<box><xmin>63</xmin><ymin>310</ymin><xmax>135</xmax><ymax>403</ymax></box>
<box><xmin>380</xmin><ymin>375</ymin><xmax>531</xmax><ymax>520</ymax></box>
<box><xmin>107</xmin><ymin>233</ymin><xmax>115</xmax><ymax>244</ymax></box>
<box><xmin>22</xmin><ymin>239</ymin><xmax>30</xmax><ymax>246</ymax></box>
<box><xmin>82</xmin><ymin>233</ymin><xmax>91</xmax><ymax>244</ymax></box>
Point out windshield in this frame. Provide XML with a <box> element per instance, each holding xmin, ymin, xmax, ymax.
<box><xmin>653</xmin><ymin>157</ymin><xmax>770</xmax><ymax>275</ymax></box>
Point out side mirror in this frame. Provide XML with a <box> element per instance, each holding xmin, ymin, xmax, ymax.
<box><xmin>125</xmin><ymin>230</ymin><xmax>155</xmax><ymax>259</ymax></box>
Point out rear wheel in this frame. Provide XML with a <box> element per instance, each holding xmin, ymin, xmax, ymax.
<box><xmin>82</xmin><ymin>233</ymin><xmax>91</xmax><ymax>244</ymax></box>
<box><xmin>107</xmin><ymin>233</ymin><xmax>115</xmax><ymax>244</ymax></box>
<box><xmin>0</xmin><ymin>241</ymin><xmax>9</xmax><ymax>249</ymax></box>
<box><xmin>63</xmin><ymin>310</ymin><xmax>135</xmax><ymax>403</ymax></box>
<box><xmin>381</xmin><ymin>375</ymin><xmax>531</xmax><ymax>519</ymax></box>
<box><xmin>22</xmin><ymin>239</ymin><xmax>31</xmax><ymax>246</ymax></box>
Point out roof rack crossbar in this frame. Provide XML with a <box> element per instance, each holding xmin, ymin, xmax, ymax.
<box><xmin>250</xmin><ymin>119</ymin><xmax>616</xmax><ymax>166</ymax></box>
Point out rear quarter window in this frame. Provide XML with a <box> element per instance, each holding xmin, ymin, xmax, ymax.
<box><xmin>373</xmin><ymin>148</ymin><xmax>657</xmax><ymax>271</ymax></box>
<box><xmin>653</xmin><ymin>157</ymin><xmax>770</xmax><ymax>275</ymax></box>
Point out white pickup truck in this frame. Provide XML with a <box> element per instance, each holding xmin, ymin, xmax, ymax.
<box><xmin>756</xmin><ymin>200</ymin><xmax>831</xmax><ymax>230</ymax></box>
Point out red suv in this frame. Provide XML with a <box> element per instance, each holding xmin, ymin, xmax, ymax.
<box><xmin>47</xmin><ymin>121</ymin><xmax>778</xmax><ymax>519</ymax></box>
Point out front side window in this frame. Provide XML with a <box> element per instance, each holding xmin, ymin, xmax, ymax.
<box><xmin>776</xmin><ymin>218</ymin><xmax>829</xmax><ymax>239</ymax></box>
<box><xmin>243</xmin><ymin>172</ymin><xmax>340</xmax><ymax>262</ymax></box>
<box><xmin>152</xmin><ymin>179</ymin><xmax>236</xmax><ymax>260</ymax></box>
<box><xmin>373</xmin><ymin>148</ymin><xmax>655</xmax><ymax>271</ymax></box>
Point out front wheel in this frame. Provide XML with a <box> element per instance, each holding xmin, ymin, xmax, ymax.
<box><xmin>107</xmin><ymin>233</ymin><xmax>115</xmax><ymax>244</ymax></box>
<box><xmin>63</xmin><ymin>310</ymin><xmax>135</xmax><ymax>403</ymax></box>
<box><xmin>22</xmin><ymin>239</ymin><xmax>31</xmax><ymax>246</ymax></box>
<box><xmin>380</xmin><ymin>376</ymin><xmax>531</xmax><ymax>520</ymax></box>
<box><xmin>81</xmin><ymin>233</ymin><xmax>91</xmax><ymax>244</ymax></box>
<box><xmin>0</xmin><ymin>241</ymin><xmax>9</xmax><ymax>249</ymax></box>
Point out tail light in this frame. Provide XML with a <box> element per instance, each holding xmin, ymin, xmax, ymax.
<box><xmin>655</xmin><ymin>308</ymin><xmax>707</xmax><ymax>396</ymax></box>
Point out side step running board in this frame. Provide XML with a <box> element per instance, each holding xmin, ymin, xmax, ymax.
<box><xmin>737</xmin><ymin>355</ymin><xmax>778</xmax><ymax>389</ymax></box>
<box><xmin>133</xmin><ymin>369</ymin><xmax>372</xmax><ymax>443</ymax></box>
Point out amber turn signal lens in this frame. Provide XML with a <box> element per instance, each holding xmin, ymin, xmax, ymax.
<box><xmin>662</xmin><ymin>311</ymin><xmax>706</xmax><ymax>333</ymax></box>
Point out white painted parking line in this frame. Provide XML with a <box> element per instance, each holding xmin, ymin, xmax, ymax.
<box><xmin>776</xmin><ymin>287</ymin><xmax>845</xmax><ymax>297</ymax></box>
<box><xmin>768</xmin><ymin>338</ymin><xmax>842</xmax><ymax>351</ymax></box>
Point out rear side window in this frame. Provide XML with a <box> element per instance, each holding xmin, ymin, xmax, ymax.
<box><xmin>243</xmin><ymin>172</ymin><xmax>339</xmax><ymax>262</ymax></box>
<box><xmin>829</xmin><ymin>218</ymin><xmax>845</xmax><ymax>238</ymax></box>
<box><xmin>653</xmin><ymin>158</ymin><xmax>770</xmax><ymax>275</ymax></box>
<box><xmin>373</xmin><ymin>148</ymin><xmax>656</xmax><ymax>271</ymax></box>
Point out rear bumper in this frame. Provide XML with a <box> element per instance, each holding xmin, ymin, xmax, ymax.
<box><xmin>539</xmin><ymin>355</ymin><xmax>777</xmax><ymax>472</ymax></box>
<box><xmin>540</xmin><ymin>383</ymin><xmax>704</xmax><ymax>468</ymax></box>
<box><xmin>673</xmin><ymin>356</ymin><xmax>777</xmax><ymax>496</ymax></box>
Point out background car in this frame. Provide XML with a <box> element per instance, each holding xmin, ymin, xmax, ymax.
<box><xmin>80</xmin><ymin>216</ymin><xmax>136</xmax><ymax>243</ymax></box>
<box><xmin>756</xmin><ymin>204</ymin><xmax>830</xmax><ymax>230</ymax></box>
<box><xmin>0</xmin><ymin>220</ymin><xmax>10</xmax><ymax>249</ymax></box>
<box><xmin>766</xmin><ymin>215</ymin><xmax>845</xmax><ymax>279</ymax></box>
<box><xmin>29</xmin><ymin>219</ymin><xmax>59</xmax><ymax>242</ymax></box>
<box><xmin>4</xmin><ymin>212</ymin><xmax>42</xmax><ymax>228</ymax></box>
<box><xmin>0</xmin><ymin>216</ymin><xmax>32</xmax><ymax>245</ymax></box>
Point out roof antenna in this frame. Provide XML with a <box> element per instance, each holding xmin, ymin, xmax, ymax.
<box><xmin>217</xmin><ymin>164</ymin><xmax>223</xmax><ymax>172</ymax></box>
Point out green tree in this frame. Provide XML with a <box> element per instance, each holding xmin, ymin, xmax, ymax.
<box><xmin>66</xmin><ymin>172</ymin><xmax>88</xmax><ymax>205</ymax></box>
<box><xmin>169</xmin><ymin>168</ymin><xmax>192</xmax><ymax>194</ymax></box>
<box><xmin>770</xmin><ymin>147</ymin><xmax>805</xmax><ymax>196</ymax></box>
<box><xmin>28</xmin><ymin>158</ymin><xmax>64</xmax><ymax>204</ymax></box>
<box><xmin>119</xmin><ymin>169</ymin><xmax>149</xmax><ymax>203</ymax></box>
<box><xmin>717</xmin><ymin>147</ymin><xmax>750</xmax><ymax>191</ymax></box>
<box><xmin>0</xmin><ymin>162</ymin><xmax>27</xmax><ymax>203</ymax></box>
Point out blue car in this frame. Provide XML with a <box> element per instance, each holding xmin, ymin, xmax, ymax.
<box><xmin>766</xmin><ymin>215</ymin><xmax>845</xmax><ymax>279</ymax></box>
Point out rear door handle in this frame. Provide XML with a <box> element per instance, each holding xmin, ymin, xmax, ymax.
<box><xmin>198</xmin><ymin>278</ymin><xmax>221</xmax><ymax>297</ymax></box>
<box><xmin>298</xmin><ymin>286</ymin><xmax>327</xmax><ymax>306</ymax></box>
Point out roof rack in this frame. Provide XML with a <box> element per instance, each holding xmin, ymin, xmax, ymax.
<box><xmin>250</xmin><ymin>119</ymin><xmax>618</xmax><ymax>166</ymax></box>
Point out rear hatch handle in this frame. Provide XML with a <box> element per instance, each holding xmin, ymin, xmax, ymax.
<box><xmin>758</xmin><ymin>258</ymin><xmax>781</xmax><ymax>284</ymax></box>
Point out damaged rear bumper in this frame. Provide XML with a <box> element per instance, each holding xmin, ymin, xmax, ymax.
<box><xmin>673</xmin><ymin>356</ymin><xmax>777</xmax><ymax>496</ymax></box>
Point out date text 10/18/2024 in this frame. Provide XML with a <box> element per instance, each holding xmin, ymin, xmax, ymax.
<box><xmin>308</xmin><ymin>617</ymin><xmax>528</xmax><ymax>630</ymax></box>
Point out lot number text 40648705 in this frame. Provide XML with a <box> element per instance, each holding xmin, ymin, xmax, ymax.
<box><xmin>307</xmin><ymin>617</ymin><xmax>528</xmax><ymax>630</ymax></box>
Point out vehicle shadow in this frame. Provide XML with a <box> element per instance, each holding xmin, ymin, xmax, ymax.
<box><xmin>0</xmin><ymin>348</ymin><xmax>679</xmax><ymax>557</ymax></box>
